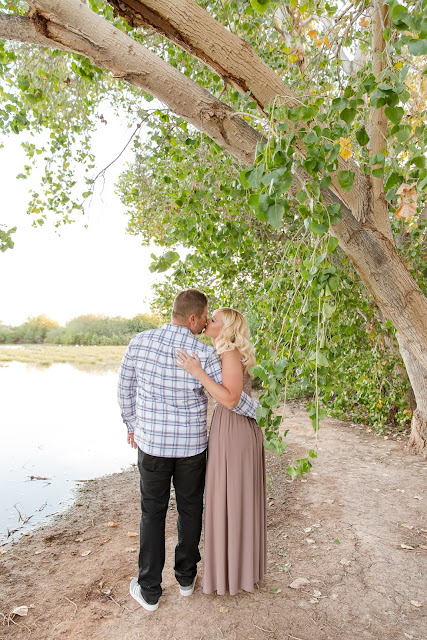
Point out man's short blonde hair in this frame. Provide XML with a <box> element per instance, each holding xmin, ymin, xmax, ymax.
<box><xmin>172</xmin><ymin>289</ymin><xmax>208</xmax><ymax>320</ymax></box>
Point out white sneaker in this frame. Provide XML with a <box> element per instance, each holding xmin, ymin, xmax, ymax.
<box><xmin>179</xmin><ymin>574</ymin><xmax>197</xmax><ymax>596</ymax></box>
<box><xmin>129</xmin><ymin>578</ymin><xmax>159</xmax><ymax>611</ymax></box>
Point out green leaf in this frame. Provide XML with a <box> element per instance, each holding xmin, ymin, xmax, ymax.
<box><xmin>248</xmin><ymin>193</ymin><xmax>260</xmax><ymax>209</ymax></box>
<box><xmin>280</xmin><ymin>172</ymin><xmax>293</xmax><ymax>191</ymax></box>
<box><xmin>273</xmin><ymin>358</ymin><xmax>289</xmax><ymax>373</ymax></box>
<box><xmin>372</xmin><ymin>167</ymin><xmax>384</xmax><ymax>178</ymax></box>
<box><xmin>393</xmin><ymin>125</ymin><xmax>411</xmax><ymax>143</ymax></box>
<box><xmin>256</xmin><ymin>407</ymin><xmax>269</xmax><ymax>423</ymax></box>
<box><xmin>317</xmin><ymin>352</ymin><xmax>330</xmax><ymax>368</ymax></box>
<box><xmin>250</xmin><ymin>0</ymin><xmax>270</xmax><ymax>14</ymax></box>
<box><xmin>17</xmin><ymin>75</ymin><xmax>30</xmax><ymax>91</ymax></box>
<box><xmin>384</xmin><ymin>172</ymin><xmax>400</xmax><ymax>191</ymax></box>
<box><xmin>355</xmin><ymin>127</ymin><xmax>370</xmax><ymax>146</ymax></box>
<box><xmin>286</xmin><ymin>465</ymin><xmax>298</xmax><ymax>480</ymax></box>
<box><xmin>331</xmin><ymin>97</ymin><xmax>348</xmax><ymax>111</ymax></box>
<box><xmin>163</xmin><ymin>251</ymin><xmax>179</xmax><ymax>264</ymax></box>
<box><xmin>327</xmin><ymin>236</ymin><xmax>339</xmax><ymax>253</ymax></box>
<box><xmin>408</xmin><ymin>39</ymin><xmax>427</xmax><ymax>56</ymax></box>
<box><xmin>328</xmin><ymin>275</ymin><xmax>339</xmax><ymax>292</ymax></box>
<box><xmin>391</xmin><ymin>4</ymin><xmax>410</xmax><ymax>30</ymax></box>
<box><xmin>269</xmin><ymin>587</ymin><xmax>282</xmax><ymax>594</ymax></box>
<box><xmin>261</xmin><ymin>167</ymin><xmax>286</xmax><ymax>185</ymax></box>
<box><xmin>310</xmin><ymin>221</ymin><xmax>329</xmax><ymax>235</ymax></box>
<box><xmin>322</xmin><ymin>302</ymin><xmax>336</xmax><ymax>319</ymax></box>
<box><xmin>385</xmin><ymin>106</ymin><xmax>404</xmax><ymax>124</ymax></box>
<box><xmin>412</xmin><ymin>154</ymin><xmax>426</xmax><ymax>168</ymax></box>
<box><xmin>267</xmin><ymin>204</ymin><xmax>284</xmax><ymax>229</ymax></box>
<box><xmin>339</xmin><ymin>107</ymin><xmax>357</xmax><ymax>125</ymax></box>
<box><xmin>252</xmin><ymin>365</ymin><xmax>268</xmax><ymax>381</ymax></box>
<box><xmin>337</xmin><ymin>170</ymin><xmax>355</xmax><ymax>192</ymax></box>
<box><xmin>318</xmin><ymin>408</ymin><xmax>327</xmax><ymax>421</ymax></box>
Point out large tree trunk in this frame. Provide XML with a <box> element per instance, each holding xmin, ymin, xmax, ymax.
<box><xmin>1</xmin><ymin>0</ymin><xmax>427</xmax><ymax>447</ymax></box>
<box><xmin>397</xmin><ymin>335</ymin><xmax>427</xmax><ymax>457</ymax></box>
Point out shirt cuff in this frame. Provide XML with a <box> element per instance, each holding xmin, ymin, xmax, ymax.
<box><xmin>123</xmin><ymin>417</ymin><xmax>138</xmax><ymax>433</ymax></box>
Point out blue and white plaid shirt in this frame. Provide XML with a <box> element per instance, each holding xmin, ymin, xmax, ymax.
<box><xmin>117</xmin><ymin>323</ymin><xmax>259</xmax><ymax>457</ymax></box>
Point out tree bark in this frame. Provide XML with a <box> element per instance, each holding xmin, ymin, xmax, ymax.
<box><xmin>0</xmin><ymin>13</ymin><xmax>69</xmax><ymax>49</ymax></box>
<box><xmin>396</xmin><ymin>335</ymin><xmax>427</xmax><ymax>457</ymax></box>
<box><xmin>1</xmin><ymin>1</ymin><xmax>427</xmax><ymax>378</ymax></box>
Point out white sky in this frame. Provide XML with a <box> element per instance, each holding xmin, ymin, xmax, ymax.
<box><xmin>0</xmin><ymin>111</ymin><xmax>163</xmax><ymax>326</ymax></box>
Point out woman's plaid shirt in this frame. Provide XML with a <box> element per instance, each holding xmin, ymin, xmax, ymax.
<box><xmin>117</xmin><ymin>323</ymin><xmax>259</xmax><ymax>458</ymax></box>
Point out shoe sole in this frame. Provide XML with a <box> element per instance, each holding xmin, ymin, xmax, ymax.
<box><xmin>179</xmin><ymin>577</ymin><xmax>196</xmax><ymax>596</ymax></box>
<box><xmin>129</xmin><ymin>578</ymin><xmax>159</xmax><ymax>611</ymax></box>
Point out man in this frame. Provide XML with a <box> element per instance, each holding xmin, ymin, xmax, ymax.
<box><xmin>118</xmin><ymin>289</ymin><xmax>258</xmax><ymax>611</ymax></box>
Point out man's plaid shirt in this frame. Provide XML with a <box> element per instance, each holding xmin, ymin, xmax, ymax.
<box><xmin>117</xmin><ymin>323</ymin><xmax>259</xmax><ymax>458</ymax></box>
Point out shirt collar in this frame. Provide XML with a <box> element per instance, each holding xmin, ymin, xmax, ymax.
<box><xmin>163</xmin><ymin>323</ymin><xmax>195</xmax><ymax>337</ymax></box>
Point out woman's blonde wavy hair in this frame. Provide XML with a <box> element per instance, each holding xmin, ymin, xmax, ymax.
<box><xmin>215</xmin><ymin>308</ymin><xmax>256</xmax><ymax>375</ymax></box>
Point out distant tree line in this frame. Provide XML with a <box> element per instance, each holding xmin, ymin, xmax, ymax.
<box><xmin>0</xmin><ymin>314</ymin><xmax>161</xmax><ymax>345</ymax></box>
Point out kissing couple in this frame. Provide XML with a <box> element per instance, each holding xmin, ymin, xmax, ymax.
<box><xmin>118</xmin><ymin>288</ymin><xmax>267</xmax><ymax>610</ymax></box>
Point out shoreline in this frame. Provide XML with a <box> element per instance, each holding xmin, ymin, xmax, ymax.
<box><xmin>1</xmin><ymin>468</ymin><xmax>136</xmax><ymax>548</ymax></box>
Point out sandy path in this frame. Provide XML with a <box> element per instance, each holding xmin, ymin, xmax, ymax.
<box><xmin>1</xmin><ymin>404</ymin><xmax>426</xmax><ymax>640</ymax></box>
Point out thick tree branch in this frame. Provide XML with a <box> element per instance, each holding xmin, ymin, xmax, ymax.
<box><xmin>22</xmin><ymin>0</ymin><xmax>263</xmax><ymax>165</ymax></box>
<box><xmin>107</xmin><ymin>0</ymin><xmax>373</xmax><ymax>228</ymax></box>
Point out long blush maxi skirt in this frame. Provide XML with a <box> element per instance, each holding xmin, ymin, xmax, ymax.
<box><xmin>202</xmin><ymin>403</ymin><xmax>267</xmax><ymax>595</ymax></box>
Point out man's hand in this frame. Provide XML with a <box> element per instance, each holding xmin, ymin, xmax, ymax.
<box><xmin>127</xmin><ymin>432</ymin><xmax>137</xmax><ymax>449</ymax></box>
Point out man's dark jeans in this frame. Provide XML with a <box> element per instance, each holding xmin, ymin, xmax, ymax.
<box><xmin>137</xmin><ymin>447</ymin><xmax>206</xmax><ymax>604</ymax></box>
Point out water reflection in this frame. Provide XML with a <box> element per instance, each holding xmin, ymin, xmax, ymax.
<box><xmin>0</xmin><ymin>362</ymin><xmax>136</xmax><ymax>544</ymax></box>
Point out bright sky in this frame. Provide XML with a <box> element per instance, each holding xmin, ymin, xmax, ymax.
<box><xmin>0</xmin><ymin>110</ymin><xmax>163</xmax><ymax>326</ymax></box>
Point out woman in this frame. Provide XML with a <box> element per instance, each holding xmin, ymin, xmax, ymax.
<box><xmin>176</xmin><ymin>308</ymin><xmax>266</xmax><ymax>595</ymax></box>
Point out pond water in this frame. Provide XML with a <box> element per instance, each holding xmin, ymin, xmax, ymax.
<box><xmin>0</xmin><ymin>362</ymin><xmax>136</xmax><ymax>544</ymax></box>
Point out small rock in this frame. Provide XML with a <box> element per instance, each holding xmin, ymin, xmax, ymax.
<box><xmin>289</xmin><ymin>578</ymin><xmax>310</xmax><ymax>589</ymax></box>
<box><xmin>11</xmin><ymin>606</ymin><xmax>28</xmax><ymax>617</ymax></box>
<box><xmin>410</xmin><ymin>601</ymin><xmax>423</xmax><ymax>608</ymax></box>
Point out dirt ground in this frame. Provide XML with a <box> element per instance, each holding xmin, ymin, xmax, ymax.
<box><xmin>1</xmin><ymin>403</ymin><xmax>426</xmax><ymax>640</ymax></box>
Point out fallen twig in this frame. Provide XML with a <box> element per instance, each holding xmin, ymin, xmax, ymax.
<box><xmin>64</xmin><ymin>597</ymin><xmax>77</xmax><ymax>616</ymax></box>
<box><xmin>107</xmin><ymin>594</ymin><xmax>127</xmax><ymax>610</ymax></box>
<box><xmin>253</xmin><ymin>623</ymin><xmax>275</xmax><ymax>633</ymax></box>
<box><xmin>13</xmin><ymin>504</ymin><xmax>32</xmax><ymax>525</ymax></box>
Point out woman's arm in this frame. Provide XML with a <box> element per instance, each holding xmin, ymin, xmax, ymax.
<box><xmin>176</xmin><ymin>348</ymin><xmax>243</xmax><ymax>409</ymax></box>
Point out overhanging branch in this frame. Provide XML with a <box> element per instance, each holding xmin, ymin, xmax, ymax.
<box><xmin>0</xmin><ymin>0</ymin><xmax>426</xmax><ymax>368</ymax></box>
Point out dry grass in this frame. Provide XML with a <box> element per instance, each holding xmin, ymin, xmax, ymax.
<box><xmin>0</xmin><ymin>345</ymin><xmax>126</xmax><ymax>371</ymax></box>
